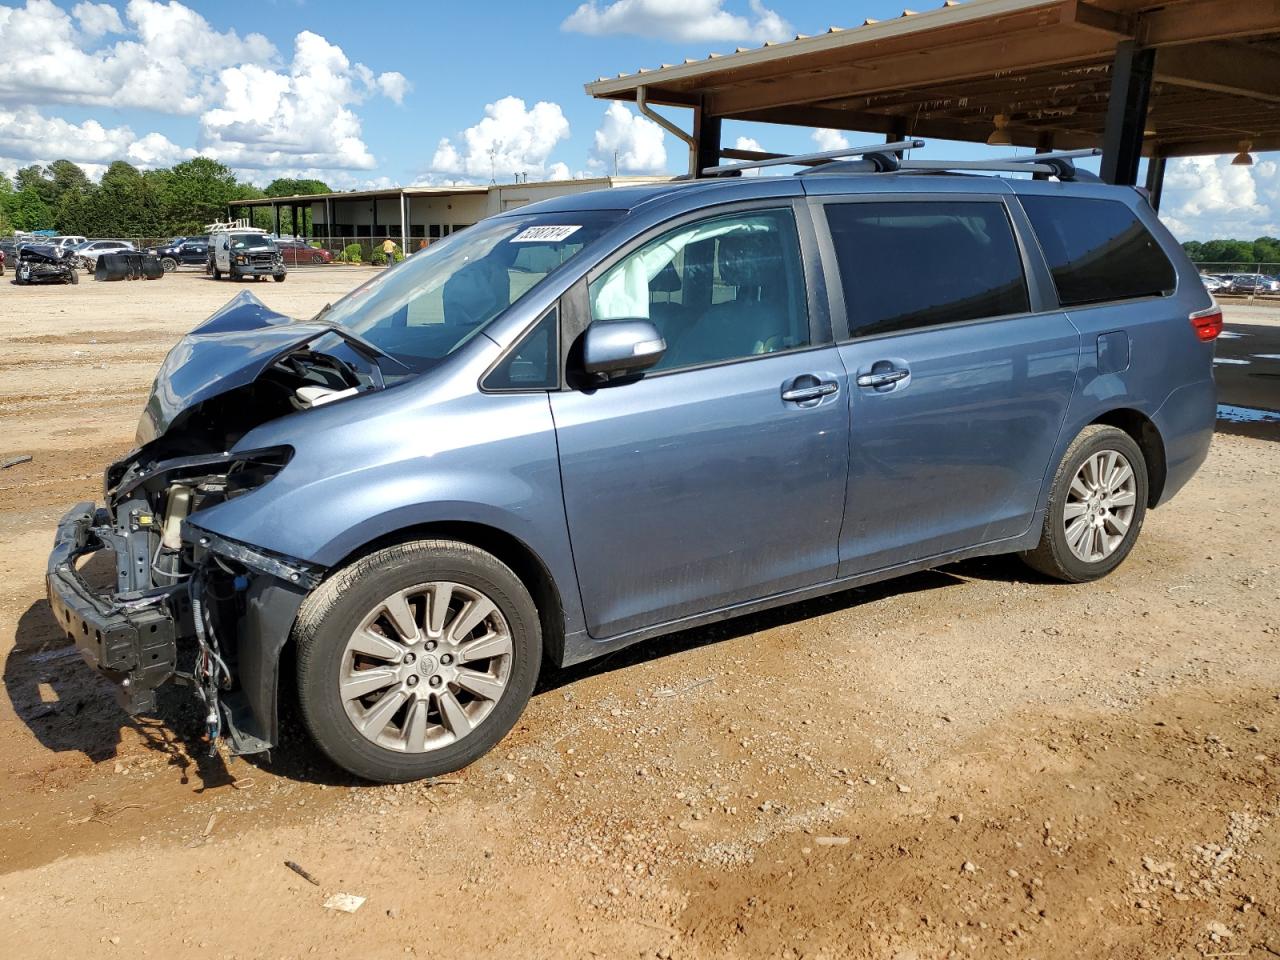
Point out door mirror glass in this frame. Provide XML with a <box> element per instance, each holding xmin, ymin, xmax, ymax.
<box><xmin>581</xmin><ymin>319</ymin><xmax>666</xmax><ymax>378</ymax></box>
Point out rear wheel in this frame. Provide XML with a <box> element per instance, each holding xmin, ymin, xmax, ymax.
<box><xmin>1021</xmin><ymin>424</ymin><xmax>1147</xmax><ymax>582</ymax></box>
<box><xmin>295</xmin><ymin>540</ymin><xmax>541</xmax><ymax>783</ymax></box>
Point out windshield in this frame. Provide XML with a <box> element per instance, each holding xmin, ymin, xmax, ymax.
<box><xmin>318</xmin><ymin>209</ymin><xmax>622</xmax><ymax>371</ymax></box>
<box><xmin>232</xmin><ymin>235</ymin><xmax>275</xmax><ymax>251</ymax></box>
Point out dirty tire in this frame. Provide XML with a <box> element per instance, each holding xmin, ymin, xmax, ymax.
<box><xmin>295</xmin><ymin>540</ymin><xmax>541</xmax><ymax>783</ymax></box>
<box><xmin>211</xmin><ymin>265</ymin><xmax>221</xmax><ymax>280</ymax></box>
<box><xmin>273</xmin><ymin>272</ymin><xmax>286</xmax><ymax>282</ymax></box>
<box><xmin>1021</xmin><ymin>424</ymin><xmax>1148</xmax><ymax>583</ymax></box>
<box><xmin>160</xmin><ymin>257</ymin><xmax>177</xmax><ymax>273</ymax></box>
<box><xmin>68</xmin><ymin>268</ymin><xmax>78</xmax><ymax>285</ymax></box>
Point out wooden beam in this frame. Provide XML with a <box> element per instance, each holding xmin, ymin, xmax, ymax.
<box><xmin>1062</xmin><ymin>0</ymin><xmax>1133</xmax><ymax>38</ymax></box>
<box><xmin>705</xmin><ymin>27</ymin><xmax>1110</xmax><ymax>116</ymax></box>
<box><xmin>1155</xmin><ymin>41</ymin><xmax>1280</xmax><ymax>105</ymax></box>
<box><xmin>1157</xmin><ymin>131</ymin><xmax>1280</xmax><ymax>156</ymax></box>
<box><xmin>1138</xmin><ymin>0</ymin><xmax>1280</xmax><ymax>46</ymax></box>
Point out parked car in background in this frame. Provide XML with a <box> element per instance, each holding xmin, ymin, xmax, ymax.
<box><xmin>52</xmin><ymin>235</ymin><xmax>87</xmax><ymax>251</ymax></box>
<box><xmin>208</xmin><ymin>224</ymin><xmax>286</xmax><ymax>281</ymax></box>
<box><xmin>46</xmin><ymin>163</ymin><xmax>1218</xmax><ymax>783</ymax></box>
<box><xmin>1200</xmin><ymin>275</ymin><xmax>1225</xmax><ymax>292</ymax></box>
<box><xmin>276</xmin><ymin>238</ymin><xmax>334</xmax><ymax>265</ymax></box>
<box><xmin>1229</xmin><ymin>274</ymin><xmax>1277</xmax><ymax>295</ymax></box>
<box><xmin>148</xmin><ymin>236</ymin><xmax>210</xmax><ymax>271</ymax></box>
<box><xmin>16</xmin><ymin>243</ymin><xmax>78</xmax><ymax>284</ymax></box>
<box><xmin>73</xmin><ymin>239</ymin><xmax>136</xmax><ymax>271</ymax></box>
<box><xmin>0</xmin><ymin>248</ymin><xmax>5</xmax><ymax>276</ymax></box>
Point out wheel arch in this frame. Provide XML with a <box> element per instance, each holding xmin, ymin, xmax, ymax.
<box><xmin>326</xmin><ymin>521</ymin><xmax>568</xmax><ymax>667</ymax></box>
<box><xmin>1088</xmin><ymin>407</ymin><xmax>1167</xmax><ymax>507</ymax></box>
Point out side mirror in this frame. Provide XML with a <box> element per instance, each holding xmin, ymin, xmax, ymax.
<box><xmin>581</xmin><ymin>319</ymin><xmax>666</xmax><ymax>378</ymax></box>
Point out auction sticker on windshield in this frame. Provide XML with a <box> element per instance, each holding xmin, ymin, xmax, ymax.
<box><xmin>511</xmin><ymin>225</ymin><xmax>582</xmax><ymax>243</ymax></box>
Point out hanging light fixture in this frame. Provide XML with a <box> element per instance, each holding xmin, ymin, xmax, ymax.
<box><xmin>1232</xmin><ymin>140</ymin><xmax>1254</xmax><ymax>166</ymax></box>
<box><xmin>987</xmin><ymin>113</ymin><xmax>1012</xmax><ymax>146</ymax></box>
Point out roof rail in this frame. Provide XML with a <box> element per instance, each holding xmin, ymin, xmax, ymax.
<box><xmin>796</xmin><ymin>147</ymin><xmax>1102</xmax><ymax>182</ymax></box>
<box><xmin>700</xmin><ymin>139</ymin><xmax>924</xmax><ymax>176</ymax></box>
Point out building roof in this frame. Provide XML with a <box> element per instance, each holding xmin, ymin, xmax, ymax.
<box><xmin>233</xmin><ymin>176</ymin><xmax>673</xmax><ymax>209</ymax></box>
<box><xmin>586</xmin><ymin>0</ymin><xmax>1280</xmax><ymax>158</ymax></box>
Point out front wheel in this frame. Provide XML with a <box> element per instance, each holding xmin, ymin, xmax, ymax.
<box><xmin>295</xmin><ymin>540</ymin><xmax>542</xmax><ymax>783</ymax></box>
<box><xmin>211</xmin><ymin>264</ymin><xmax>221</xmax><ymax>280</ymax></box>
<box><xmin>67</xmin><ymin>268</ymin><xmax>79</xmax><ymax>285</ymax></box>
<box><xmin>273</xmin><ymin>272</ymin><xmax>286</xmax><ymax>282</ymax></box>
<box><xmin>160</xmin><ymin>257</ymin><xmax>177</xmax><ymax>273</ymax></box>
<box><xmin>1020</xmin><ymin>425</ymin><xmax>1148</xmax><ymax>582</ymax></box>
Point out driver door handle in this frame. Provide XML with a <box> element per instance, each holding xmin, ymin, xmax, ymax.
<box><xmin>781</xmin><ymin>380</ymin><xmax>839</xmax><ymax>403</ymax></box>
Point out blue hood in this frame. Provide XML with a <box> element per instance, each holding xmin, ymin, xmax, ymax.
<box><xmin>137</xmin><ymin>290</ymin><xmax>335</xmax><ymax>444</ymax></box>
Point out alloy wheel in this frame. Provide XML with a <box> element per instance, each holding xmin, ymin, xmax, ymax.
<box><xmin>1062</xmin><ymin>449</ymin><xmax>1138</xmax><ymax>563</ymax></box>
<box><xmin>338</xmin><ymin>582</ymin><xmax>513</xmax><ymax>753</ymax></box>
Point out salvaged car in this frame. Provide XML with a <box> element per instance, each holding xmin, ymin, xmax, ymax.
<box><xmin>48</xmin><ymin>151</ymin><xmax>1218</xmax><ymax>783</ymax></box>
<box><xmin>208</xmin><ymin>224</ymin><xmax>286</xmax><ymax>282</ymax></box>
<box><xmin>16</xmin><ymin>243</ymin><xmax>79</xmax><ymax>284</ymax></box>
<box><xmin>277</xmin><ymin>239</ymin><xmax>333</xmax><ymax>265</ymax></box>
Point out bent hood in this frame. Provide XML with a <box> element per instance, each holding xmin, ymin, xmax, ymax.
<box><xmin>137</xmin><ymin>290</ymin><xmax>335</xmax><ymax>445</ymax></box>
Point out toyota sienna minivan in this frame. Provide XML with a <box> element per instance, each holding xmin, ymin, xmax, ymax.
<box><xmin>48</xmin><ymin>156</ymin><xmax>1218</xmax><ymax>782</ymax></box>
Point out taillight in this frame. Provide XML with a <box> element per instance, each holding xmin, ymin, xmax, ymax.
<box><xmin>1190</xmin><ymin>305</ymin><xmax>1223</xmax><ymax>342</ymax></box>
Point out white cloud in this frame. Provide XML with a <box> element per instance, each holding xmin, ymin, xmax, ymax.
<box><xmin>590</xmin><ymin>102</ymin><xmax>667</xmax><ymax>174</ymax></box>
<box><xmin>732</xmin><ymin>135</ymin><xmax>764</xmax><ymax>176</ymax></box>
<box><xmin>0</xmin><ymin>105</ymin><xmax>191</xmax><ymax>169</ymax></box>
<box><xmin>376</xmin><ymin>71</ymin><xmax>410</xmax><ymax>105</ymax></box>
<box><xmin>1160</xmin><ymin>155</ymin><xmax>1280</xmax><ymax>240</ymax></box>
<box><xmin>197</xmin><ymin>30</ymin><xmax>406</xmax><ymax>176</ymax></box>
<box><xmin>72</xmin><ymin>1</ymin><xmax>123</xmax><ymax>36</ymax></box>
<box><xmin>429</xmin><ymin>96</ymin><xmax>571</xmax><ymax>180</ymax></box>
<box><xmin>811</xmin><ymin>128</ymin><xmax>850</xmax><ymax>152</ymax></box>
<box><xmin>563</xmin><ymin>0</ymin><xmax>790</xmax><ymax>44</ymax></box>
<box><xmin>0</xmin><ymin>0</ymin><xmax>276</xmax><ymax>114</ymax></box>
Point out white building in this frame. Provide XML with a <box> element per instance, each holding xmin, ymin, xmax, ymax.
<box><xmin>229</xmin><ymin>176</ymin><xmax>671</xmax><ymax>247</ymax></box>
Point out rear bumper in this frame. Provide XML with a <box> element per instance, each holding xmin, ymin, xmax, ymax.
<box><xmin>45</xmin><ymin>502</ymin><xmax>182</xmax><ymax>714</ymax></box>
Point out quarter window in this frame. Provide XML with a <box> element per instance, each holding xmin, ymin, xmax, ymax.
<box><xmin>482</xmin><ymin>308</ymin><xmax>559</xmax><ymax>390</ymax></box>
<box><xmin>589</xmin><ymin>209</ymin><xmax>809</xmax><ymax>371</ymax></box>
<box><xmin>825</xmin><ymin>201</ymin><xmax>1029</xmax><ymax>338</ymax></box>
<box><xmin>1019</xmin><ymin>196</ymin><xmax>1176</xmax><ymax>307</ymax></box>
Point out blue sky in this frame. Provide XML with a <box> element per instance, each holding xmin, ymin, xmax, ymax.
<box><xmin>0</xmin><ymin>0</ymin><xmax>1275</xmax><ymax>239</ymax></box>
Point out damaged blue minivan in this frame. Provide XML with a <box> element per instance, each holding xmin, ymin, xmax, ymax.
<box><xmin>47</xmin><ymin>155</ymin><xmax>1219</xmax><ymax>782</ymax></box>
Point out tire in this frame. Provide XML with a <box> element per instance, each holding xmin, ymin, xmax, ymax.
<box><xmin>311</xmin><ymin>253</ymin><xmax>325</xmax><ymax>264</ymax></box>
<box><xmin>273</xmin><ymin>272</ymin><xmax>286</xmax><ymax>282</ymax></box>
<box><xmin>1021</xmin><ymin>424</ymin><xmax>1148</xmax><ymax>582</ymax></box>
<box><xmin>212</xmin><ymin>265</ymin><xmax>222</xmax><ymax>280</ymax></box>
<box><xmin>295</xmin><ymin>539</ymin><xmax>542</xmax><ymax>783</ymax></box>
<box><xmin>68</xmin><ymin>268</ymin><xmax>79</xmax><ymax>285</ymax></box>
<box><xmin>160</xmin><ymin>257</ymin><xmax>178</xmax><ymax>273</ymax></box>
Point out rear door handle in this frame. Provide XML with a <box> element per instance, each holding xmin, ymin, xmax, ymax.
<box><xmin>781</xmin><ymin>380</ymin><xmax>839</xmax><ymax>403</ymax></box>
<box><xmin>856</xmin><ymin>368</ymin><xmax>909</xmax><ymax>388</ymax></box>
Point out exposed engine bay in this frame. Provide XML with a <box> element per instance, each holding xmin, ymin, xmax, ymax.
<box><xmin>47</xmin><ymin>291</ymin><xmax>401</xmax><ymax>755</ymax></box>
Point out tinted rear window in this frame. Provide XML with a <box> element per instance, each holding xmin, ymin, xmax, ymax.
<box><xmin>1020</xmin><ymin>196</ymin><xmax>1175</xmax><ymax>307</ymax></box>
<box><xmin>825</xmin><ymin>200</ymin><xmax>1029</xmax><ymax>338</ymax></box>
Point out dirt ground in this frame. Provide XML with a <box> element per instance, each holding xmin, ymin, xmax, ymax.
<box><xmin>1</xmin><ymin>270</ymin><xmax>1278</xmax><ymax>960</ymax></box>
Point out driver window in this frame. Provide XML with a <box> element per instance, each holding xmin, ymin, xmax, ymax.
<box><xmin>588</xmin><ymin>209</ymin><xmax>808</xmax><ymax>371</ymax></box>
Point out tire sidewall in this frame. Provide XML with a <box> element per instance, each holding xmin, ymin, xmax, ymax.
<box><xmin>1045</xmin><ymin>428</ymin><xmax>1148</xmax><ymax>582</ymax></box>
<box><xmin>297</xmin><ymin>542</ymin><xmax>541</xmax><ymax>783</ymax></box>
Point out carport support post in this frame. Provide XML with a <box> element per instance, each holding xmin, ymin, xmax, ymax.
<box><xmin>1100</xmin><ymin>40</ymin><xmax>1154</xmax><ymax>186</ymax></box>
<box><xmin>399</xmin><ymin>190</ymin><xmax>408</xmax><ymax>255</ymax></box>
<box><xmin>691</xmin><ymin>106</ymin><xmax>721</xmax><ymax>178</ymax></box>
<box><xmin>272</xmin><ymin>204</ymin><xmax>281</xmax><ymax>238</ymax></box>
<box><xmin>1144</xmin><ymin>154</ymin><xmax>1167</xmax><ymax>211</ymax></box>
<box><xmin>325</xmin><ymin>196</ymin><xmax>333</xmax><ymax>247</ymax></box>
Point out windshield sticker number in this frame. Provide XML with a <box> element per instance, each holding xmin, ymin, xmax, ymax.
<box><xmin>511</xmin><ymin>225</ymin><xmax>582</xmax><ymax>243</ymax></box>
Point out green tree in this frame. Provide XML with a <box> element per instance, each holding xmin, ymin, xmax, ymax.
<box><xmin>8</xmin><ymin>188</ymin><xmax>52</xmax><ymax>231</ymax></box>
<box><xmin>161</xmin><ymin>156</ymin><xmax>242</xmax><ymax>233</ymax></box>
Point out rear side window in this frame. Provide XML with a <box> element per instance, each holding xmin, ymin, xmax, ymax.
<box><xmin>1020</xmin><ymin>196</ymin><xmax>1175</xmax><ymax>307</ymax></box>
<box><xmin>824</xmin><ymin>201</ymin><xmax>1029</xmax><ymax>338</ymax></box>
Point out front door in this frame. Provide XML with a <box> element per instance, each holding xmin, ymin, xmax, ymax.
<box><xmin>817</xmin><ymin>197</ymin><xmax>1080</xmax><ymax>575</ymax></box>
<box><xmin>551</xmin><ymin>206</ymin><xmax>849</xmax><ymax>638</ymax></box>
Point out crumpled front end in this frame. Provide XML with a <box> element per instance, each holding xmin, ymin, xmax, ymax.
<box><xmin>45</xmin><ymin>447</ymin><xmax>321</xmax><ymax>754</ymax></box>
